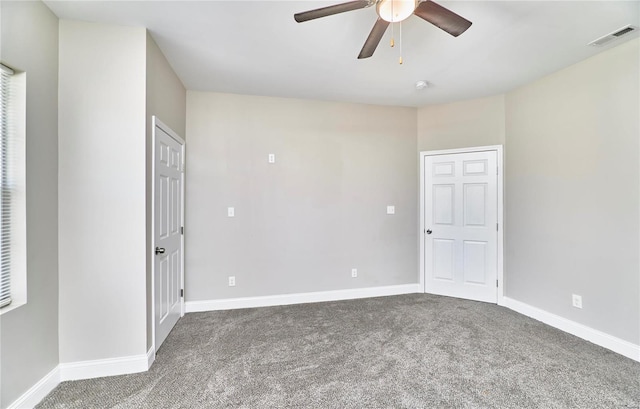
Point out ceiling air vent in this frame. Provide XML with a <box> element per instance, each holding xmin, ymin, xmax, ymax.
<box><xmin>588</xmin><ymin>25</ymin><xmax>638</xmax><ymax>47</ymax></box>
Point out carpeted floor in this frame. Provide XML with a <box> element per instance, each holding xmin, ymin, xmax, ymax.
<box><xmin>38</xmin><ymin>294</ymin><xmax>640</xmax><ymax>408</ymax></box>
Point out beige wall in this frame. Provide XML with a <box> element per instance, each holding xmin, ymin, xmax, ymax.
<box><xmin>417</xmin><ymin>95</ymin><xmax>505</xmax><ymax>152</ymax></box>
<box><xmin>145</xmin><ymin>32</ymin><xmax>186</xmax><ymax>138</ymax></box>
<box><xmin>145</xmin><ymin>33</ymin><xmax>186</xmax><ymax>350</ymax></box>
<box><xmin>185</xmin><ymin>92</ymin><xmax>418</xmax><ymax>300</ymax></box>
<box><xmin>0</xmin><ymin>2</ymin><xmax>59</xmax><ymax>407</ymax></box>
<box><xmin>58</xmin><ymin>20</ymin><xmax>148</xmax><ymax>362</ymax></box>
<box><xmin>505</xmin><ymin>39</ymin><xmax>639</xmax><ymax>344</ymax></box>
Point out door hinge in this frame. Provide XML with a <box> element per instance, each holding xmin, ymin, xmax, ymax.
<box><xmin>496</xmin><ymin>280</ymin><xmax>499</xmax><ymax>288</ymax></box>
<box><xmin>496</xmin><ymin>223</ymin><xmax>499</xmax><ymax>231</ymax></box>
<box><xmin>181</xmin><ymin>226</ymin><xmax>184</xmax><ymax>235</ymax></box>
<box><xmin>180</xmin><ymin>289</ymin><xmax>184</xmax><ymax>297</ymax></box>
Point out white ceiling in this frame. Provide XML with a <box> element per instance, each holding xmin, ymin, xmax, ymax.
<box><xmin>44</xmin><ymin>1</ymin><xmax>639</xmax><ymax>107</ymax></box>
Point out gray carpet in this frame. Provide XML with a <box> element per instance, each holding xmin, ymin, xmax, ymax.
<box><xmin>38</xmin><ymin>294</ymin><xmax>640</xmax><ymax>408</ymax></box>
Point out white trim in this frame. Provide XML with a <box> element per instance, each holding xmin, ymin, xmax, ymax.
<box><xmin>153</xmin><ymin>116</ymin><xmax>185</xmax><ymax>146</ymax></box>
<box><xmin>59</xmin><ymin>347</ymin><xmax>153</xmax><ymax>381</ymax></box>
<box><xmin>503</xmin><ymin>297</ymin><xmax>640</xmax><ymax>362</ymax></box>
<box><xmin>7</xmin><ymin>347</ymin><xmax>156</xmax><ymax>408</ymax></box>
<box><xmin>419</xmin><ymin>145</ymin><xmax>504</xmax><ymax>304</ymax></box>
<box><xmin>150</xmin><ymin>116</ymin><xmax>157</xmax><ymax>360</ymax></box>
<box><xmin>419</xmin><ymin>145</ymin><xmax>503</xmax><ymax>156</ymax></box>
<box><xmin>151</xmin><ymin>116</ymin><xmax>185</xmax><ymax>357</ymax></box>
<box><xmin>1</xmin><ymin>71</ymin><xmax>27</xmax><ymax>316</ymax></box>
<box><xmin>0</xmin><ymin>300</ymin><xmax>24</xmax><ymax>315</ymax></box>
<box><xmin>419</xmin><ymin>152</ymin><xmax>426</xmax><ymax>294</ymax></box>
<box><xmin>185</xmin><ymin>284</ymin><xmax>421</xmax><ymax>313</ymax></box>
<box><xmin>147</xmin><ymin>345</ymin><xmax>156</xmax><ymax>369</ymax></box>
<box><xmin>495</xmin><ymin>146</ymin><xmax>504</xmax><ymax>306</ymax></box>
<box><xmin>0</xmin><ymin>63</ymin><xmax>15</xmax><ymax>75</ymax></box>
<box><xmin>7</xmin><ymin>366</ymin><xmax>60</xmax><ymax>409</ymax></box>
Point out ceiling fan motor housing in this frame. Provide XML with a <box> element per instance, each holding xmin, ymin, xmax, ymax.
<box><xmin>376</xmin><ymin>0</ymin><xmax>418</xmax><ymax>23</ymax></box>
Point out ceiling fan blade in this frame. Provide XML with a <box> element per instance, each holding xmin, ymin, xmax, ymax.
<box><xmin>413</xmin><ymin>0</ymin><xmax>472</xmax><ymax>37</ymax></box>
<box><xmin>358</xmin><ymin>18</ymin><xmax>390</xmax><ymax>59</ymax></box>
<box><xmin>294</xmin><ymin>1</ymin><xmax>371</xmax><ymax>23</ymax></box>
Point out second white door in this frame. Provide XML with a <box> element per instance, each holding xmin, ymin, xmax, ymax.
<box><xmin>154</xmin><ymin>119</ymin><xmax>184</xmax><ymax>350</ymax></box>
<box><xmin>424</xmin><ymin>150</ymin><xmax>498</xmax><ymax>303</ymax></box>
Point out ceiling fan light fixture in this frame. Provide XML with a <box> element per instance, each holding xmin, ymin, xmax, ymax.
<box><xmin>376</xmin><ymin>0</ymin><xmax>417</xmax><ymax>23</ymax></box>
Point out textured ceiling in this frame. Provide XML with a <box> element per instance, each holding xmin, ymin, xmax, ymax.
<box><xmin>44</xmin><ymin>1</ymin><xmax>640</xmax><ymax>107</ymax></box>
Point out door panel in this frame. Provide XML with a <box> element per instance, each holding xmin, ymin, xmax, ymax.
<box><xmin>463</xmin><ymin>159</ymin><xmax>487</xmax><ymax>175</ymax></box>
<box><xmin>424</xmin><ymin>150</ymin><xmax>498</xmax><ymax>303</ymax></box>
<box><xmin>463</xmin><ymin>240</ymin><xmax>486</xmax><ymax>284</ymax></box>
<box><xmin>433</xmin><ymin>239</ymin><xmax>455</xmax><ymax>280</ymax></box>
<box><xmin>433</xmin><ymin>185</ymin><xmax>455</xmax><ymax>225</ymax></box>
<box><xmin>464</xmin><ymin>184</ymin><xmax>486</xmax><ymax>226</ymax></box>
<box><xmin>159</xmin><ymin>176</ymin><xmax>169</xmax><ymax>238</ymax></box>
<box><xmin>171</xmin><ymin>178</ymin><xmax>180</xmax><ymax>234</ymax></box>
<box><xmin>159</xmin><ymin>256</ymin><xmax>168</xmax><ymax>318</ymax></box>
<box><xmin>154</xmin><ymin>123</ymin><xmax>184</xmax><ymax>350</ymax></box>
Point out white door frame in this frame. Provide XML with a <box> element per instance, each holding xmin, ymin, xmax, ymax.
<box><xmin>151</xmin><ymin>116</ymin><xmax>186</xmax><ymax>356</ymax></box>
<box><xmin>419</xmin><ymin>145</ymin><xmax>504</xmax><ymax>305</ymax></box>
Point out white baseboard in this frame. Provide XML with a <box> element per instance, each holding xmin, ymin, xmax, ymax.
<box><xmin>147</xmin><ymin>345</ymin><xmax>156</xmax><ymax>369</ymax></box>
<box><xmin>7</xmin><ymin>347</ymin><xmax>156</xmax><ymax>408</ymax></box>
<box><xmin>59</xmin><ymin>347</ymin><xmax>155</xmax><ymax>381</ymax></box>
<box><xmin>7</xmin><ymin>366</ymin><xmax>60</xmax><ymax>409</ymax></box>
<box><xmin>503</xmin><ymin>296</ymin><xmax>640</xmax><ymax>362</ymax></box>
<box><xmin>186</xmin><ymin>284</ymin><xmax>421</xmax><ymax>313</ymax></box>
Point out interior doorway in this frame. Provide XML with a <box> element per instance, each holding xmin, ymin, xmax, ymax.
<box><xmin>152</xmin><ymin>116</ymin><xmax>185</xmax><ymax>352</ymax></box>
<box><xmin>420</xmin><ymin>146</ymin><xmax>503</xmax><ymax>304</ymax></box>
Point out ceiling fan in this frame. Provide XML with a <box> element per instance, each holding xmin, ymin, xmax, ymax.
<box><xmin>294</xmin><ymin>0</ymin><xmax>472</xmax><ymax>60</ymax></box>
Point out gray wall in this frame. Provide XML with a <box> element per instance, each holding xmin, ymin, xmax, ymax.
<box><xmin>417</xmin><ymin>95</ymin><xmax>505</xmax><ymax>152</ymax></box>
<box><xmin>145</xmin><ymin>32</ymin><xmax>186</xmax><ymax>350</ymax></box>
<box><xmin>185</xmin><ymin>92</ymin><xmax>418</xmax><ymax>301</ymax></box>
<box><xmin>505</xmin><ymin>39</ymin><xmax>639</xmax><ymax>344</ymax></box>
<box><xmin>0</xmin><ymin>1</ymin><xmax>59</xmax><ymax>407</ymax></box>
<box><xmin>58</xmin><ymin>20</ymin><xmax>148</xmax><ymax>362</ymax></box>
<box><xmin>416</xmin><ymin>40</ymin><xmax>639</xmax><ymax>345</ymax></box>
<box><xmin>416</xmin><ymin>95</ymin><xmax>507</xmax><ymax>293</ymax></box>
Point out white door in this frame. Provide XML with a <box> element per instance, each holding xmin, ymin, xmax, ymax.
<box><xmin>424</xmin><ymin>150</ymin><xmax>498</xmax><ymax>303</ymax></box>
<box><xmin>153</xmin><ymin>118</ymin><xmax>184</xmax><ymax>350</ymax></box>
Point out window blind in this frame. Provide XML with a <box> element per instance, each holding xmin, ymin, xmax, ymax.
<box><xmin>0</xmin><ymin>64</ymin><xmax>15</xmax><ymax>308</ymax></box>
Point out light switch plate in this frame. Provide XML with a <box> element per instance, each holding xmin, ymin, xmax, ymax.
<box><xmin>386</xmin><ymin>206</ymin><xmax>395</xmax><ymax>215</ymax></box>
<box><xmin>227</xmin><ymin>207</ymin><xmax>235</xmax><ymax>217</ymax></box>
<box><xmin>268</xmin><ymin>154</ymin><xmax>276</xmax><ymax>164</ymax></box>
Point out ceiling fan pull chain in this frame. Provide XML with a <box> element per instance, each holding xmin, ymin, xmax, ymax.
<box><xmin>391</xmin><ymin>22</ymin><xmax>395</xmax><ymax>47</ymax></box>
<box><xmin>399</xmin><ymin>21</ymin><xmax>403</xmax><ymax>64</ymax></box>
<box><xmin>390</xmin><ymin>1</ymin><xmax>395</xmax><ymax>47</ymax></box>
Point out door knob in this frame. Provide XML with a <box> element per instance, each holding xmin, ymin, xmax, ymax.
<box><xmin>426</xmin><ymin>229</ymin><xmax>432</xmax><ymax>235</ymax></box>
<box><xmin>155</xmin><ymin>247</ymin><xmax>165</xmax><ymax>255</ymax></box>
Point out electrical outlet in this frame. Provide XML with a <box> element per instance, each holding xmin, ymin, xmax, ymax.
<box><xmin>386</xmin><ymin>205</ymin><xmax>395</xmax><ymax>215</ymax></box>
<box><xmin>227</xmin><ymin>207</ymin><xmax>235</xmax><ymax>217</ymax></box>
<box><xmin>268</xmin><ymin>154</ymin><xmax>276</xmax><ymax>164</ymax></box>
<box><xmin>351</xmin><ymin>268</ymin><xmax>358</xmax><ymax>278</ymax></box>
<box><xmin>572</xmin><ymin>294</ymin><xmax>582</xmax><ymax>309</ymax></box>
<box><xmin>228</xmin><ymin>276</ymin><xmax>236</xmax><ymax>287</ymax></box>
